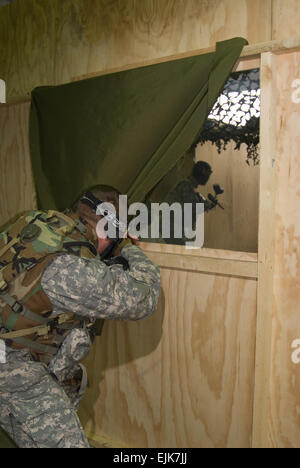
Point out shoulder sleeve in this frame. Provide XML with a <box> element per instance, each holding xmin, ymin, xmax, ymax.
<box><xmin>120</xmin><ymin>244</ymin><xmax>161</xmax><ymax>286</ymax></box>
<box><xmin>41</xmin><ymin>252</ymin><xmax>161</xmax><ymax>321</ymax></box>
<box><xmin>169</xmin><ymin>180</ymin><xmax>199</xmax><ymax>205</ymax></box>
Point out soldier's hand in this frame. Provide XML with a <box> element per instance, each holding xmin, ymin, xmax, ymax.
<box><xmin>128</xmin><ymin>233</ymin><xmax>139</xmax><ymax>246</ymax></box>
<box><xmin>112</xmin><ymin>234</ymin><xmax>139</xmax><ymax>256</ymax></box>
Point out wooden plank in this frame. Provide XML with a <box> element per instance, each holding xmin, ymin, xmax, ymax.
<box><xmin>0</xmin><ymin>100</ymin><xmax>30</xmax><ymax>108</ymax></box>
<box><xmin>70</xmin><ymin>42</ymin><xmax>269</xmax><ymax>84</ymax></box>
<box><xmin>0</xmin><ymin>101</ymin><xmax>36</xmax><ymax>228</ymax></box>
<box><xmin>140</xmin><ymin>242</ymin><xmax>258</xmax><ymax>262</ymax></box>
<box><xmin>141</xmin><ymin>244</ymin><xmax>258</xmax><ymax>277</ymax></box>
<box><xmin>53</xmin><ymin>0</ymin><xmax>270</xmax><ymax>84</ymax></box>
<box><xmin>79</xmin><ymin>268</ymin><xmax>257</xmax><ymax>448</ymax></box>
<box><xmin>242</xmin><ymin>37</ymin><xmax>300</xmax><ymax>57</ymax></box>
<box><xmin>267</xmin><ymin>50</ymin><xmax>300</xmax><ymax>448</ymax></box>
<box><xmin>272</xmin><ymin>0</ymin><xmax>300</xmax><ymax>41</ymax></box>
<box><xmin>71</xmin><ymin>38</ymin><xmax>300</xmax><ymax>83</ymax></box>
<box><xmin>2</xmin><ymin>38</ymin><xmax>292</xmax><ymax>105</ymax></box>
<box><xmin>146</xmin><ymin>251</ymin><xmax>258</xmax><ymax>278</ymax></box>
<box><xmin>0</xmin><ymin>0</ymin><xmax>272</xmax><ymax>103</ymax></box>
<box><xmin>252</xmin><ymin>52</ymin><xmax>278</xmax><ymax>448</ymax></box>
<box><xmin>0</xmin><ymin>53</ymin><xmax>261</xmax><ymax>107</ymax></box>
<box><xmin>6</xmin><ymin>34</ymin><xmax>300</xmax><ymax>105</ymax></box>
<box><xmin>235</xmin><ymin>56</ymin><xmax>260</xmax><ymax>72</ymax></box>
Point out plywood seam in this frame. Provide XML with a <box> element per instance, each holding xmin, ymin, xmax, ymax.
<box><xmin>146</xmin><ymin>252</ymin><xmax>258</xmax><ymax>278</ymax></box>
<box><xmin>158</xmin><ymin>266</ymin><xmax>258</xmax><ymax>281</ymax></box>
<box><xmin>144</xmin><ymin>251</ymin><xmax>258</xmax><ymax>263</ymax></box>
<box><xmin>140</xmin><ymin>243</ymin><xmax>258</xmax><ymax>262</ymax></box>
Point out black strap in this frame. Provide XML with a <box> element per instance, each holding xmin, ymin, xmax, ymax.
<box><xmin>102</xmin><ymin>255</ymin><xmax>129</xmax><ymax>271</ymax></box>
<box><xmin>62</xmin><ymin>240</ymin><xmax>97</xmax><ymax>257</ymax></box>
<box><xmin>80</xmin><ymin>192</ymin><xmax>103</xmax><ymax>212</ymax></box>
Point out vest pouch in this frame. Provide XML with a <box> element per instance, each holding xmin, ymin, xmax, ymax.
<box><xmin>0</xmin><ymin>211</ymin><xmax>67</xmax><ymax>286</ymax></box>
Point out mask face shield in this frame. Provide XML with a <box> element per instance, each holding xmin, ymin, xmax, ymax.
<box><xmin>79</xmin><ymin>192</ymin><xmax>127</xmax><ymax>260</ymax></box>
<box><xmin>96</xmin><ymin>202</ymin><xmax>127</xmax><ymax>240</ymax></box>
<box><xmin>197</xmin><ymin>169</ymin><xmax>213</xmax><ymax>185</ymax></box>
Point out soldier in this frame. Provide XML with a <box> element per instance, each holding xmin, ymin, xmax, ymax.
<box><xmin>164</xmin><ymin>161</ymin><xmax>214</xmax><ymax>244</ymax></box>
<box><xmin>0</xmin><ymin>185</ymin><xmax>161</xmax><ymax>448</ymax></box>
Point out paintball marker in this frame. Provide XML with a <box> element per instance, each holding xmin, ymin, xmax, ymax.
<box><xmin>197</xmin><ymin>184</ymin><xmax>225</xmax><ymax>211</ymax></box>
<box><xmin>207</xmin><ymin>184</ymin><xmax>225</xmax><ymax>210</ymax></box>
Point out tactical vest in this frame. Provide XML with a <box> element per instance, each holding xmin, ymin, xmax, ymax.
<box><xmin>0</xmin><ymin>209</ymin><xmax>99</xmax><ymax>363</ymax></box>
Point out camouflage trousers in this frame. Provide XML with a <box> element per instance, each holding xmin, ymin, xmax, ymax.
<box><xmin>0</xmin><ymin>348</ymin><xmax>90</xmax><ymax>448</ymax></box>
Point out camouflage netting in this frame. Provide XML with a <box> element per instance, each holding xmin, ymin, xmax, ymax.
<box><xmin>196</xmin><ymin>68</ymin><xmax>260</xmax><ymax>165</ymax></box>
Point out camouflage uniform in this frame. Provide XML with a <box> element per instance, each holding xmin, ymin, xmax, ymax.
<box><xmin>0</xmin><ymin>244</ymin><xmax>161</xmax><ymax>448</ymax></box>
<box><xmin>164</xmin><ymin>176</ymin><xmax>211</xmax><ymax>245</ymax></box>
<box><xmin>166</xmin><ymin>176</ymin><xmax>201</xmax><ymax>207</ymax></box>
<box><xmin>0</xmin><ymin>347</ymin><xmax>90</xmax><ymax>448</ymax></box>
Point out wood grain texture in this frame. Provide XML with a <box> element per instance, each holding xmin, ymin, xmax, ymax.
<box><xmin>0</xmin><ymin>0</ymin><xmax>272</xmax><ymax>103</ymax></box>
<box><xmin>79</xmin><ymin>267</ymin><xmax>257</xmax><ymax>448</ymax></box>
<box><xmin>267</xmin><ymin>50</ymin><xmax>300</xmax><ymax>448</ymax></box>
<box><xmin>235</xmin><ymin>56</ymin><xmax>260</xmax><ymax>72</ymax></box>
<box><xmin>272</xmin><ymin>0</ymin><xmax>300</xmax><ymax>41</ymax></box>
<box><xmin>142</xmin><ymin>250</ymin><xmax>258</xmax><ymax>278</ymax></box>
<box><xmin>252</xmin><ymin>52</ymin><xmax>278</xmax><ymax>448</ymax></box>
<box><xmin>195</xmin><ymin>141</ymin><xmax>259</xmax><ymax>253</ymax></box>
<box><xmin>0</xmin><ymin>102</ymin><xmax>36</xmax><ymax>228</ymax></box>
<box><xmin>3</xmin><ymin>0</ymin><xmax>300</xmax><ymax>448</ymax></box>
<box><xmin>140</xmin><ymin>241</ymin><xmax>258</xmax><ymax>261</ymax></box>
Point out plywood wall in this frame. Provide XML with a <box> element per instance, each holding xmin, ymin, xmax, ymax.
<box><xmin>0</xmin><ymin>0</ymin><xmax>300</xmax><ymax>450</ymax></box>
<box><xmin>268</xmin><ymin>50</ymin><xmax>300</xmax><ymax>448</ymax></box>
<box><xmin>272</xmin><ymin>0</ymin><xmax>300</xmax><ymax>40</ymax></box>
<box><xmin>0</xmin><ymin>0</ymin><xmax>272</xmax><ymax>103</ymax></box>
<box><xmin>1</xmin><ymin>0</ymin><xmax>300</xmax><ymax>104</ymax></box>
<box><xmin>195</xmin><ymin>141</ymin><xmax>259</xmax><ymax>252</ymax></box>
<box><xmin>252</xmin><ymin>50</ymin><xmax>300</xmax><ymax>449</ymax></box>
<box><xmin>0</xmin><ymin>102</ymin><xmax>36</xmax><ymax>228</ymax></box>
<box><xmin>79</xmin><ymin>246</ymin><xmax>258</xmax><ymax>448</ymax></box>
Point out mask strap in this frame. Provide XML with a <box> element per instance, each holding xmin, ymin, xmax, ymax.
<box><xmin>80</xmin><ymin>192</ymin><xmax>104</xmax><ymax>211</ymax></box>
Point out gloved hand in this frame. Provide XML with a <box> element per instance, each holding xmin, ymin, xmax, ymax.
<box><xmin>112</xmin><ymin>235</ymin><xmax>139</xmax><ymax>256</ymax></box>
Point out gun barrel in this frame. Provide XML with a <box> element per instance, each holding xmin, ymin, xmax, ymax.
<box><xmin>208</xmin><ymin>194</ymin><xmax>225</xmax><ymax>210</ymax></box>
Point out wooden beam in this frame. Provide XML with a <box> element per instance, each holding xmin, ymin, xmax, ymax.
<box><xmin>140</xmin><ymin>243</ymin><xmax>258</xmax><ymax>278</ymax></box>
<box><xmin>235</xmin><ymin>56</ymin><xmax>260</xmax><ymax>72</ymax></box>
<box><xmin>4</xmin><ymin>36</ymin><xmax>300</xmax><ymax>105</ymax></box>
<box><xmin>0</xmin><ymin>99</ymin><xmax>30</xmax><ymax>107</ymax></box>
<box><xmin>71</xmin><ymin>37</ymin><xmax>300</xmax><ymax>83</ymax></box>
<box><xmin>145</xmin><ymin>251</ymin><xmax>258</xmax><ymax>278</ymax></box>
<box><xmin>140</xmin><ymin>242</ymin><xmax>258</xmax><ymax>262</ymax></box>
<box><xmin>242</xmin><ymin>37</ymin><xmax>300</xmax><ymax>57</ymax></box>
<box><xmin>252</xmin><ymin>52</ymin><xmax>278</xmax><ymax>448</ymax></box>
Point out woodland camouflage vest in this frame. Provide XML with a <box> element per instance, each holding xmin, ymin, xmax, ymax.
<box><xmin>0</xmin><ymin>209</ymin><xmax>98</xmax><ymax>363</ymax></box>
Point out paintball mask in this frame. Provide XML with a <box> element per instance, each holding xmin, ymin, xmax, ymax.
<box><xmin>79</xmin><ymin>191</ymin><xmax>128</xmax><ymax>265</ymax></box>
